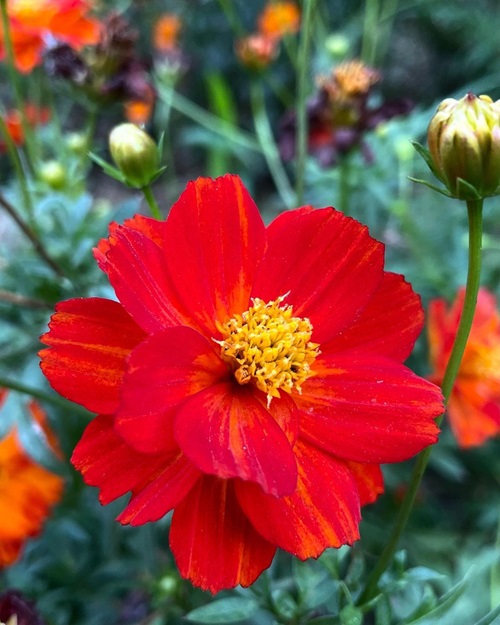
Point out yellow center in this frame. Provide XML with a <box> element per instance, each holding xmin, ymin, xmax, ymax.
<box><xmin>215</xmin><ymin>295</ymin><xmax>319</xmax><ymax>405</ymax></box>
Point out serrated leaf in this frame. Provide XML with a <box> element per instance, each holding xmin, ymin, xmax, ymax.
<box><xmin>185</xmin><ymin>598</ymin><xmax>259</xmax><ymax>623</ymax></box>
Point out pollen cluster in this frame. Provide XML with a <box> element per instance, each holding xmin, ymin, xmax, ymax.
<box><xmin>215</xmin><ymin>295</ymin><xmax>319</xmax><ymax>404</ymax></box>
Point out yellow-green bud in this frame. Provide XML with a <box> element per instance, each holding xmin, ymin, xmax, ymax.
<box><xmin>109</xmin><ymin>123</ymin><xmax>159</xmax><ymax>188</ymax></box>
<box><xmin>66</xmin><ymin>132</ymin><xmax>88</xmax><ymax>155</ymax></box>
<box><xmin>38</xmin><ymin>160</ymin><xmax>66</xmax><ymax>190</ymax></box>
<box><xmin>427</xmin><ymin>93</ymin><xmax>500</xmax><ymax>200</ymax></box>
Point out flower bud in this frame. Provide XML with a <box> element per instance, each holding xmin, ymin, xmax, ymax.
<box><xmin>109</xmin><ymin>123</ymin><xmax>159</xmax><ymax>188</ymax></box>
<box><xmin>38</xmin><ymin>160</ymin><xmax>67</xmax><ymax>190</ymax></box>
<box><xmin>427</xmin><ymin>93</ymin><xmax>500</xmax><ymax>199</ymax></box>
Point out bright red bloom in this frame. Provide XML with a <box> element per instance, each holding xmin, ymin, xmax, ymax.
<box><xmin>0</xmin><ymin>0</ymin><xmax>100</xmax><ymax>73</ymax></box>
<box><xmin>40</xmin><ymin>175</ymin><xmax>442</xmax><ymax>593</ymax></box>
<box><xmin>428</xmin><ymin>287</ymin><xmax>500</xmax><ymax>447</ymax></box>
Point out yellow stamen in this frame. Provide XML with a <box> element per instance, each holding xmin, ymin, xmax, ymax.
<box><xmin>215</xmin><ymin>295</ymin><xmax>319</xmax><ymax>405</ymax></box>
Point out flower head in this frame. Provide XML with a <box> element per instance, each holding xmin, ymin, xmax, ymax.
<box><xmin>0</xmin><ymin>390</ymin><xmax>63</xmax><ymax>567</ymax></box>
<box><xmin>279</xmin><ymin>60</ymin><xmax>413</xmax><ymax>166</ymax></box>
<box><xmin>153</xmin><ymin>14</ymin><xmax>182</xmax><ymax>53</ymax></box>
<box><xmin>40</xmin><ymin>175</ymin><xmax>442</xmax><ymax>593</ymax></box>
<box><xmin>427</xmin><ymin>93</ymin><xmax>500</xmax><ymax>200</ymax></box>
<box><xmin>109</xmin><ymin>123</ymin><xmax>160</xmax><ymax>188</ymax></box>
<box><xmin>235</xmin><ymin>33</ymin><xmax>278</xmax><ymax>72</ymax></box>
<box><xmin>257</xmin><ymin>1</ymin><xmax>301</xmax><ymax>40</ymax></box>
<box><xmin>428</xmin><ymin>288</ymin><xmax>500</xmax><ymax>447</ymax></box>
<box><xmin>0</xmin><ymin>0</ymin><xmax>100</xmax><ymax>73</ymax></box>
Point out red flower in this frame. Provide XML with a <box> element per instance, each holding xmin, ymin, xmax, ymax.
<box><xmin>0</xmin><ymin>104</ymin><xmax>51</xmax><ymax>152</ymax></box>
<box><xmin>0</xmin><ymin>0</ymin><xmax>100</xmax><ymax>73</ymax></box>
<box><xmin>428</xmin><ymin>287</ymin><xmax>500</xmax><ymax>447</ymax></box>
<box><xmin>40</xmin><ymin>175</ymin><xmax>442</xmax><ymax>593</ymax></box>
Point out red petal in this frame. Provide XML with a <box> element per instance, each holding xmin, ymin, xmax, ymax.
<box><xmin>163</xmin><ymin>175</ymin><xmax>267</xmax><ymax>337</ymax></box>
<box><xmin>170</xmin><ymin>477</ymin><xmax>276</xmax><ymax>593</ymax></box>
<box><xmin>40</xmin><ymin>298</ymin><xmax>146</xmax><ymax>414</ymax></box>
<box><xmin>236</xmin><ymin>440</ymin><xmax>361</xmax><ymax>559</ymax></box>
<box><xmin>115</xmin><ymin>327</ymin><xmax>229</xmax><ymax>454</ymax></box>
<box><xmin>253</xmin><ymin>208</ymin><xmax>384</xmax><ymax>343</ymax></box>
<box><xmin>344</xmin><ymin>461</ymin><xmax>384</xmax><ymax>506</ymax></box>
<box><xmin>174</xmin><ymin>382</ymin><xmax>298</xmax><ymax>496</ymax></box>
<box><xmin>71</xmin><ymin>415</ymin><xmax>201</xmax><ymax>525</ymax></box>
<box><xmin>298</xmin><ymin>355</ymin><xmax>442</xmax><ymax>463</ymax></box>
<box><xmin>322</xmin><ymin>272</ymin><xmax>424</xmax><ymax>361</ymax></box>
<box><xmin>96</xmin><ymin>221</ymin><xmax>192</xmax><ymax>334</ymax></box>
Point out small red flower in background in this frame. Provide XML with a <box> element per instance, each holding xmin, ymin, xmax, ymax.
<box><xmin>40</xmin><ymin>174</ymin><xmax>442</xmax><ymax>593</ymax></box>
<box><xmin>0</xmin><ymin>389</ymin><xmax>63</xmax><ymax>568</ymax></box>
<box><xmin>0</xmin><ymin>0</ymin><xmax>100</xmax><ymax>73</ymax></box>
<box><xmin>0</xmin><ymin>105</ymin><xmax>51</xmax><ymax>152</ymax></box>
<box><xmin>153</xmin><ymin>14</ymin><xmax>182</xmax><ymax>53</ymax></box>
<box><xmin>428</xmin><ymin>287</ymin><xmax>500</xmax><ymax>447</ymax></box>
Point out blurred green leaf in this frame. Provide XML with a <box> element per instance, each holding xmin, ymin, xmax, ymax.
<box><xmin>185</xmin><ymin>598</ymin><xmax>259</xmax><ymax>623</ymax></box>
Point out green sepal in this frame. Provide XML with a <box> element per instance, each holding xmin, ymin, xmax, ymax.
<box><xmin>88</xmin><ymin>151</ymin><xmax>127</xmax><ymax>184</ymax></box>
<box><xmin>411</xmin><ymin>141</ymin><xmax>444</xmax><ymax>182</ymax></box>
<box><xmin>407</xmin><ymin>176</ymin><xmax>453</xmax><ymax>198</ymax></box>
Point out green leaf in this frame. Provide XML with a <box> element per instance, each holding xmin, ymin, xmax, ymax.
<box><xmin>407</xmin><ymin>176</ymin><xmax>453</xmax><ymax>197</ymax></box>
<box><xmin>402</xmin><ymin>577</ymin><xmax>468</xmax><ymax>624</ymax></box>
<box><xmin>410</xmin><ymin>141</ymin><xmax>443</xmax><ymax>180</ymax></box>
<box><xmin>472</xmin><ymin>604</ymin><xmax>500</xmax><ymax>625</ymax></box>
<box><xmin>185</xmin><ymin>598</ymin><xmax>259</xmax><ymax>623</ymax></box>
<box><xmin>87</xmin><ymin>152</ymin><xmax>126</xmax><ymax>183</ymax></box>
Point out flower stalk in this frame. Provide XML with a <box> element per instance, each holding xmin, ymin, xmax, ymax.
<box><xmin>294</xmin><ymin>0</ymin><xmax>315</xmax><ymax>206</ymax></box>
<box><xmin>358</xmin><ymin>198</ymin><xmax>483</xmax><ymax>605</ymax></box>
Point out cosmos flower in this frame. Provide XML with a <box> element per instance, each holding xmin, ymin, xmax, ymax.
<box><xmin>0</xmin><ymin>389</ymin><xmax>63</xmax><ymax>568</ymax></box>
<box><xmin>0</xmin><ymin>0</ymin><xmax>100</xmax><ymax>73</ymax></box>
<box><xmin>279</xmin><ymin>59</ymin><xmax>413</xmax><ymax>166</ymax></box>
<box><xmin>428</xmin><ymin>287</ymin><xmax>500</xmax><ymax>447</ymax></box>
<box><xmin>153</xmin><ymin>14</ymin><xmax>182</xmax><ymax>53</ymax></box>
<box><xmin>40</xmin><ymin>174</ymin><xmax>442</xmax><ymax>593</ymax></box>
<box><xmin>257</xmin><ymin>1</ymin><xmax>301</xmax><ymax>40</ymax></box>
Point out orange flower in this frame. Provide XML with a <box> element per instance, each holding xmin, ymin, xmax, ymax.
<box><xmin>258</xmin><ymin>1</ymin><xmax>301</xmax><ymax>40</ymax></box>
<box><xmin>153</xmin><ymin>14</ymin><xmax>182</xmax><ymax>53</ymax></box>
<box><xmin>124</xmin><ymin>85</ymin><xmax>156</xmax><ymax>126</ymax></box>
<box><xmin>0</xmin><ymin>104</ymin><xmax>51</xmax><ymax>151</ymax></box>
<box><xmin>0</xmin><ymin>0</ymin><xmax>100</xmax><ymax>73</ymax></box>
<box><xmin>428</xmin><ymin>287</ymin><xmax>500</xmax><ymax>447</ymax></box>
<box><xmin>0</xmin><ymin>389</ymin><xmax>64</xmax><ymax>567</ymax></box>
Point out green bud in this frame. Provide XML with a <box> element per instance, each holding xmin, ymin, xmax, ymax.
<box><xmin>427</xmin><ymin>93</ymin><xmax>500</xmax><ymax>200</ymax></box>
<box><xmin>109</xmin><ymin>123</ymin><xmax>160</xmax><ymax>189</ymax></box>
<box><xmin>339</xmin><ymin>604</ymin><xmax>363</xmax><ymax>625</ymax></box>
<box><xmin>66</xmin><ymin>132</ymin><xmax>88</xmax><ymax>155</ymax></box>
<box><xmin>38</xmin><ymin>160</ymin><xmax>66</xmax><ymax>190</ymax></box>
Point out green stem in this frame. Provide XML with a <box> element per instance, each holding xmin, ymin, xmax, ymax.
<box><xmin>358</xmin><ymin>199</ymin><xmax>483</xmax><ymax>606</ymax></box>
<box><xmin>250</xmin><ymin>81</ymin><xmax>295</xmax><ymax>209</ymax></box>
<box><xmin>0</xmin><ymin>377</ymin><xmax>90</xmax><ymax>416</ymax></box>
<box><xmin>295</xmin><ymin>0</ymin><xmax>315</xmax><ymax>206</ymax></box>
<box><xmin>0</xmin><ymin>191</ymin><xmax>65</xmax><ymax>277</ymax></box>
<box><xmin>167</xmin><ymin>90</ymin><xmax>260</xmax><ymax>153</ymax></box>
<box><xmin>142</xmin><ymin>185</ymin><xmax>162</xmax><ymax>220</ymax></box>
<box><xmin>361</xmin><ymin>0</ymin><xmax>380</xmax><ymax>65</ymax></box>
<box><xmin>0</xmin><ymin>0</ymin><xmax>37</xmax><ymax>171</ymax></box>
<box><xmin>0</xmin><ymin>114</ymin><xmax>34</xmax><ymax>219</ymax></box>
<box><xmin>338</xmin><ymin>154</ymin><xmax>351</xmax><ymax>215</ymax></box>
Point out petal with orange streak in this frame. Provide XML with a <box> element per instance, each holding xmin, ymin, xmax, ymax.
<box><xmin>344</xmin><ymin>461</ymin><xmax>384</xmax><ymax>506</ymax></box>
<box><xmin>40</xmin><ymin>298</ymin><xmax>146</xmax><ymax>414</ymax></box>
<box><xmin>170</xmin><ymin>477</ymin><xmax>276</xmax><ymax>593</ymax></box>
<box><xmin>298</xmin><ymin>355</ymin><xmax>442</xmax><ymax>463</ymax></box>
<box><xmin>71</xmin><ymin>415</ymin><xmax>201</xmax><ymax>525</ymax></box>
<box><xmin>174</xmin><ymin>382</ymin><xmax>298</xmax><ymax>496</ymax></box>
<box><xmin>115</xmin><ymin>326</ymin><xmax>229</xmax><ymax>454</ymax></box>
<box><xmin>322</xmin><ymin>272</ymin><xmax>424</xmax><ymax>361</ymax></box>
<box><xmin>253</xmin><ymin>207</ymin><xmax>385</xmax><ymax>344</ymax></box>
<box><xmin>448</xmin><ymin>383</ymin><xmax>500</xmax><ymax>448</ymax></box>
<box><xmin>163</xmin><ymin>175</ymin><xmax>267</xmax><ymax>338</ymax></box>
<box><xmin>236</xmin><ymin>440</ymin><xmax>360</xmax><ymax>559</ymax></box>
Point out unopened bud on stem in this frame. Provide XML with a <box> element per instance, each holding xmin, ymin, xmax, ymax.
<box><xmin>109</xmin><ymin>123</ymin><xmax>160</xmax><ymax>188</ymax></box>
<box><xmin>427</xmin><ymin>93</ymin><xmax>500</xmax><ymax>200</ymax></box>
